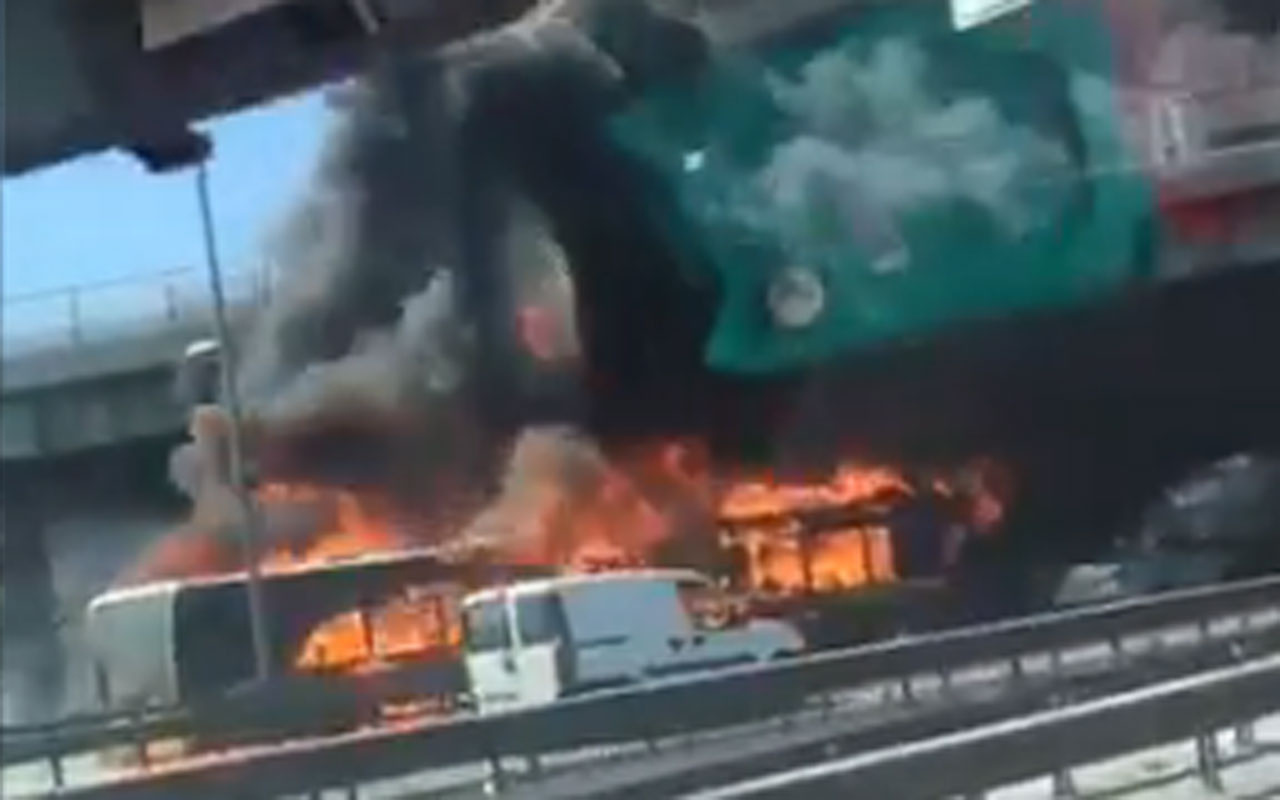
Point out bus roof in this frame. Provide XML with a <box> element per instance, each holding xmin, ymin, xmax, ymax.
<box><xmin>87</xmin><ymin>545</ymin><xmax>474</xmax><ymax>611</ymax></box>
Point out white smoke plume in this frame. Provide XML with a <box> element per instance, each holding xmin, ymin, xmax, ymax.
<box><xmin>733</xmin><ymin>37</ymin><xmax>1081</xmax><ymax>272</ymax></box>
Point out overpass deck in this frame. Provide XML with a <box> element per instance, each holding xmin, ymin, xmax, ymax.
<box><xmin>1</xmin><ymin>267</ymin><xmax>268</xmax><ymax>460</ymax></box>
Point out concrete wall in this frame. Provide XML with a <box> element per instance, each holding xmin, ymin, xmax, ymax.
<box><xmin>0</xmin><ymin>299</ymin><xmax>264</xmax><ymax>460</ymax></box>
<box><xmin>1</xmin><ymin>370</ymin><xmax>187</xmax><ymax>461</ymax></box>
<box><xmin>1</xmin><ymin>441</ymin><xmax>187</xmax><ymax>723</ymax></box>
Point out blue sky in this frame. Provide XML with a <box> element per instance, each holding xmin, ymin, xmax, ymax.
<box><xmin>2</xmin><ymin>91</ymin><xmax>330</xmax><ymax>299</ymax></box>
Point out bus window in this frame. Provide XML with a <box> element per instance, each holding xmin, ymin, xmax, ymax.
<box><xmin>462</xmin><ymin>599</ymin><xmax>510</xmax><ymax>653</ymax></box>
<box><xmin>174</xmin><ymin>582</ymin><xmax>256</xmax><ymax>699</ymax></box>
<box><xmin>371</xmin><ymin>587</ymin><xmax>462</xmax><ymax>660</ymax></box>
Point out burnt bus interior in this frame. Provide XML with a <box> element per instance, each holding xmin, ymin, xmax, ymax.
<box><xmin>152</xmin><ymin>554</ymin><xmax>548</xmax><ymax>705</ymax></box>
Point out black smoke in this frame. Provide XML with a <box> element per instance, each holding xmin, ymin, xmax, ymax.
<box><xmin>231</xmin><ymin>0</ymin><xmax>725</xmax><ymax>483</ymax></box>
<box><xmin>1219</xmin><ymin>0</ymin><xmax>1280</xmax><ymax>34</ymax></box>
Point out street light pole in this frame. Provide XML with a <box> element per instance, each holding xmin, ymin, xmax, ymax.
<box><xmin>194</xmin><ymin>157</ymin><xmax>274</xmax><ymax>683</ymax></box>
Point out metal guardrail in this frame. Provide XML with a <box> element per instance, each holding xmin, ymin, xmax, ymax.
<box><xmin>500</xmin><ymin>622</ymin><xmax>1280</xmax><ymax>799</ymax></box>
<box><xmin>12</xmin><ymin>573</ymin><xmax>1279</xmax><ymax>799</ymax></box>
<box><xmin>1</xmin><ymin>266</ymin><xmax>273</xmax><ymax>358</ymax></box>
<box><xmin>2</xmin><ymin>661</ymin><xmax>464</xmax><ymax>769</ymax></box>
<box><xmin>695</xmin><ymin>650</ymin><xmax>1280</xmax><ymax>799</ymax></box>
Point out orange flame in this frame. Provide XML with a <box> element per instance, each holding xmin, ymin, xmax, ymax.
<box><xmin>257</xmin><ymin>483</ymin><xmax>402</xmax><ymax>571</ymax></box>
<box><xmin>516</xmin><ymin>467</ymin><xmax>667</xmax><ymax>570</ymax></box>
<box><xmin>720</xmin><ymin>464</ymin><xmax>909</xmax><ymax>519</ymax></box>
<box><xmin>245</xmin><ymin>484</ymin><xmax>461</xmax><ymax>676</ymax></box>
<box><xmin>719</xmin><ymin>464</ymin><xmax>908</xmax><ymax>595</ymax></box>
<box><xmin>296</xmin><ymin>587</ymin><xmax>462</xmax><ymax>674</ymax></box>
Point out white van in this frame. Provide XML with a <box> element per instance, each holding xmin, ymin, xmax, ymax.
<box><xmin>460</xmin><ymin>569</ymin><xmax>804</xmax><ymax>713</ymax></box>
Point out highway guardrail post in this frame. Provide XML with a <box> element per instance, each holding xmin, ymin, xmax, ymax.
<box><xmin>639</xmin><ymin>688</ymin><xmax>661</xmax><ymax>754</ymax></box>
<box><xmin>1234</xmin><ymin>720</ymin><xmax>1256</xmax><ymax>750</ymax></box>
<box><xmin>1227</xmin><ymin>639</ymin><xmax>1258</xmax><ymax>750</ymax></box>
<box><xmin>1108</xmin><ymin>634</ymin><xmax>1126</xmax><ymax>667</ymax></box>
<box><xmin>49</xmin><ymin>736</ymin><xmax>66</xmax><ymax>789</ymax></box>
<box><xmin>939</xmin><ymin>667</ymin><xmax>955</xmax><ymax>700</ymax></box>
<box><xmin>1051</xmin><ymin>767</ymin><xmax>1077</xmax><ymax>798</ymax></box>
<box><xmin>526</xmin><ymin>752</ymin><xmax>544</xmax><ymax>778</ymax></box>
<box><xmin>901</xmin><ymin>674</ymin><xmax>917</xmax><ymax>704</ymax></box>
<box><xmin>819</xmin><ymin>685</ymin><xmax>836</xmax><ymax>720</ymax></box>
<box><xmin>1045</xmin><ymin>651</ymin><xmax>1076</xmax><ymax>800</ymax></box>
<box><xmin>1010</xmin><ymin>655</ymin><xmax>1026</xmax><ymax>685</ymax></box>
<box><xmin>1195</xmin><ymin>731</ymin><xmax>1224</xmax><ymax>792</ymax></box>
<box><xmin>130</xmin><ymin>709</ymin><xmax>150</xmax><ymax>769</ymax></box>
<box><xmin>481</xmin><ymin>722</ymin><xmax>508</xmax><ymax>795</ymax></box>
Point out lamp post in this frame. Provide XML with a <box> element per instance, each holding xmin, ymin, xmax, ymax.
<box><xmin>194</xmin><ymin>154</ymin><xmax>274</xmax><ymax>683</ymax></box>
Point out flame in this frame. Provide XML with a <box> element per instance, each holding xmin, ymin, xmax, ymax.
<box><xmin>719</xmin><ymin>464</ymin><xmax>908</xmax><ymax>595</ymax></box>
<box><xmin>533</xmin><ymin>468</ymin><xmax>667</xmax><ymax>570</ymax></box>
<box><xmin>296</xmin><ymin>586</ymin><xmax>462</xmax><ymax>674</ymax></box>
<box><xmin>732</xmin><ymin>526</ymin><xmax>897</xmax><ymax>595</ymax></box>
<box><xmin>720</xmin><ymin>464</ymin><xmax>910</xmax><ymax>519</ymax></box>
<box><xmin>550</xmin><ymin>440</ymin><xmax>711</xmax><ymax>572</ymax></box>
<box><xmin>466</xmin><ymin>431</ymin><xmax>680</xmax><ymax>572</ymax></box>
<box><xmin>249</xmin><ymin>484</ymin><xmax>461</xmax><ymax>676</ymax></box>
<box><xmin>257</xmin><ymin>483</ymin><xmax>402</xmax><ymax>571</ymax></box>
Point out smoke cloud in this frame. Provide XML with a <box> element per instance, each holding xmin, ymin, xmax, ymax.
<box><xmin>255</xmin><ymin>270</ymin><xmax>473</xmax><ymax>426</ymax></box>
<box><xmin>238</xmin><ymin>61</ymin><xmax>466</xmax><ymax>419</ymax></box>
<box><xmin>459</xmin><ymin>426</ymin><xmax>718</xmax><ymax>566</ymax></box>
<box><xmin>461</xmin><ymin>427</ymin><xmax>666</xmax><ymax>563</ymax></box>
<box><xmin>230</xmin><ymin>0</ymin><xmax>673</xmax><ymax>449</ymax></box>
<box><xmin>734</xmin><ymin>37</ymin><xmax>1081</xmax><ymax>275</ymax></box>
<box><xmin>148</xmin><ymin>1</ymin><xmax>717</xmax><ymax>575</ymax></box>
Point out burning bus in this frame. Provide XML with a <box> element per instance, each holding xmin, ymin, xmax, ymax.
<box><xmin>87</xmin><ymin>545</ymin><xmax>549</xmax><ymax>716</ymax></box>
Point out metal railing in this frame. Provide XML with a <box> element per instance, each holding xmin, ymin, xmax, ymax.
<box><xmin>1</xmin><ymin>661</ymin><xmax>464</xmax><ymax>773</ymax></box>
<box><xmin>7</xmin><ymin>573</ymin><xmax>1279</xmax><ymax>799</ymax></box>
<box><xmin>697</xmin><ymin>651</ymin><xmax>1280</xmax><ymax>799</ymax></box>
<box><xmin>1</xmin><ymin>266</ymin><xmax>274</xmax><ymax>358</ymax></box>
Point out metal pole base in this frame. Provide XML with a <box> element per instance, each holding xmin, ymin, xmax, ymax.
<box><xmin>1052</xmin><ymin>768</ymin><xmax>1078</xmax><ymax>799</ymax></box>
<box><xmin>1196</xmin><ymin>732</ymin><xmax>1225</xmax><ymax>793</ymax></box>
<box><xmin>1234</xmin><ymin>721</ymin><xmax>1257</xmax><ymax>751</ymax></box>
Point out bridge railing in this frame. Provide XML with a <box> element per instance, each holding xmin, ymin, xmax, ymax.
<box><xmin>1</xmin><ymin>266</ymin><xmax>274</xmax><ymax>358</ymax></box>
<box><xmin>701</xmin><ymin>651</ymin><xmax>1280</xmax><ymax>799</ymax></box>
<box><xmin>7</xmin><ymin>573</ymin><xmax>1280</xmax><ymax>799</ymax></box>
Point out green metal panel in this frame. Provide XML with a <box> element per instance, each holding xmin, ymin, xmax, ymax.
<box><xmin>608</xmin><ymin>1</ymin><xmax>1155</xmax><ymax>374</ymax></box>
